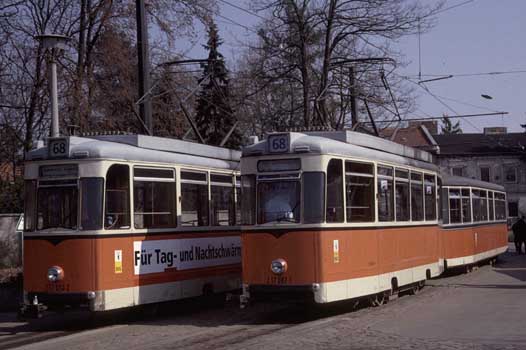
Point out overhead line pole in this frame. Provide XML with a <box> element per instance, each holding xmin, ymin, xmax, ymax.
<box><xmin>136</xmin><ymin>0</ymin><xmax>153</xmax><ymax>135</ymax></box>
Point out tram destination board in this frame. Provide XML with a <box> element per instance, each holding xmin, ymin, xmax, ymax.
<box><xmin>47</xmin><ymin>137</ymin><xmax>70</xmax><ymax>159</ymax></box>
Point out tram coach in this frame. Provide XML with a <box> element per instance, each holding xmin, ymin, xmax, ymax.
<box><xmin>239</xmin><ymin>131</ymin><xmax>507</xmax><ymax>306</ymax></box>
<box><xmin>22</xmin><ymin>134</ymin><xmax>242</xmax><ymax>315</ymax></box>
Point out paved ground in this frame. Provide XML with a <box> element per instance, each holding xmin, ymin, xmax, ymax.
<box><xmin>2</xmin><ymin>244</ymin><xmax>526</xmax><ymax>349</ymax></box>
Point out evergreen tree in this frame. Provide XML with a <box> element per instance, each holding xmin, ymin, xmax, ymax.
<box><xmin>441</xmin><ymin>115</ymin><xmax>462</xmax><ymax>134</ymax></box>
<box><xmin>194</xmin><ymin>21</ymin><xmax>241</xmax><ymax>149</ymax></box>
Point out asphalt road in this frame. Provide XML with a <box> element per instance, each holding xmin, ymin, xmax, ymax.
<box><xmin>2</xmin><ymin>244</ymin><xmax>525</xmax><ymax>350</ymax></box>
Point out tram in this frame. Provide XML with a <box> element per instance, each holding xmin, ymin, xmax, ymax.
<box><xmin>440</xmin><ymin>174</ymin><xmax>507</xmax><ymax>269</ymax></box>
<box><xmin>22</xmin><ymin>134</ymin><xmax>242</xmax><ymax>314</ymax></box>
<box><xmin>239</xmin><ymin>131</ymin><xmax>508</xmax><ymax>306</ymax></box>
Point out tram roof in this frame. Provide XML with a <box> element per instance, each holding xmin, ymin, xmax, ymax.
<box><xmin>441</xmin><ymin>174</ymin><xmax>505</xmax><ymax>192</ymax></box>
<box><xmin>243</xmin><ymin>131</ymin><xmax>437</xmax><ymax>171</ymax></box>
<box><xmin>26</xmin><ymin>135</ymin><xmax>240</xmax><ymax>170</ymax></box>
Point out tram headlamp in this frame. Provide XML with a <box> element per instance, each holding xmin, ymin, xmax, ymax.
<box><xmin>47</xmin><ymin>266</ymin><xmax>64</xmax><ymax>282</ymax></box>
<box><xmin>270</xmin><ymin>259</ymin><xmax>288</xmax><ymax>275</ymax></box>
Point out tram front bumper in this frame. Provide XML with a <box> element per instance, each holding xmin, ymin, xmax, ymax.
<box><xmin>245</xmin><ymin>283</ymin><xmax>318</xmax><ymax>302</ymax></box>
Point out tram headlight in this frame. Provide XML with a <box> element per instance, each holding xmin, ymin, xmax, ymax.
<box><xmin>270</xmin><ymin>259</ymin><xmax>288</xmax><ymax>275</ymax></box>
<box><xmin>47</xmin><ymin>266</ymin><xmax>64</xmax><ymax>282</ymax></box>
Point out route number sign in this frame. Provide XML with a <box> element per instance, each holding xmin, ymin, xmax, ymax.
<box><xmin>268</xmin><ymin>134</ymin><xmax>289</xmax><ymax>153</ymax></box>
<box><xmin>48</xmin><ymin>137</ymin><xmax>69</xmax><ymax>158</ymax></box>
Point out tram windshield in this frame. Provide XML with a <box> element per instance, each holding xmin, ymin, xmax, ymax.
<box><xmin>257</xmin><ymin>180</ymin><xmax>300</xmax><ymax>223</ymax></box>
<box><xmin>37</xmin><ymin>182</ymin><xmax>78</xmax><ymax>230</ymax></box>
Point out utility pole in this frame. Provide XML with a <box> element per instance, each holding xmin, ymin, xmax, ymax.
<box><xmin>349</xmin><ymin>66</ymin><xmax>358</xmax><ymax>126</ymax></box>
<box><xmin>36</xmin><ymin>34</ymin><xmax>70</xmax><ymax>138</ymax></box>
<box><xmin>136</xmin><ymin>0</ymin><xmax>153</xmax><ymax>135</ymax></box>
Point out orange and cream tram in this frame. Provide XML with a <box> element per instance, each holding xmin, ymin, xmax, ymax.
<box><xmin>239</xmin><ymin>131</ymin><xmax>508</xmax><ymax>306</ymax></box>
<box><xmin>440</xmin><ymin>174</ymin><xmax>508</xmax><ymax>270</ymax></box>
<box><xmin>22</xmin><ymin>135</ymin><xmax>242</xmax><ymax>315</ymax></box>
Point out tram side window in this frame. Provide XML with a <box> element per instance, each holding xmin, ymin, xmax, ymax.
<box><xmin>181</xmin><ymin>171</ymin><xmax>209</xmax><ymax>227</ymax></box>
<box><xmin>437</xmin><ymin>177</ymin><xmax>443</xmax><ymax>221</ymax></box>
<box><xmin>241</xmin><ymin>175</ymin><xmax>256</xmax><ymax>225</ymax></box>
<box><xmin>235</xmin><ymin>176</ymin><xmax>241</xmax><ymax>225</ymax></box>
<box><xmin>395</xmin><ymin>169</ymin><xmax>410</xmax><ymax>221</ymax></box>
<box><xmin>24</xmin><ymin>180</ymin><xmax>36</xmax><ymax>231</ymax></box>
<box><xmin>303</xmin><ymin>172</ymin><xmax>325</xmax><ymax>224</ymax></box>
<box><xmin>488</xmin><ymin>191</ymin><xmax>495</xmax><ymax>221</ymax></box>
<box><xmin>472</xmin><ymin>189</ymin><xmax>482</xmax><ymax>222</ymax></box>
<box><xmin>480</xmin><ymin>190</ymin><xmax>488</xmax><ymax>221</ymax></box>
<box><xmin>411</xmin><ymin>172</ymin><xmax>424</xmax><ymax>221</ymax></box>
<box><xmin>424</xmin><ymin>175</ymin><xmax>436</xmax><ymax>221</ymax></box>
<box><xmin>461</xmin><ymin>188</ymin><xmax>471</xmax><ymax>223</ymax></box>
<box><xmin>105</xmin><ymin>164</ymin><xmax>130</xmax><ymax>229</ymax></box>
<box><xmin>449</xmin><ymin>189</ymin><xmax>461</xmax><ymax>223</ymax></box>
<box><xmin>345</xmin><ymin>161</ymin><xmax>374</xmax><ymax>222</ymax></box>
<box><xmin>326</xmin><ymin>159</ymin><xmax>344</xmax><ymax>223</ymax></box>
<box><xmin>133</xmin><ymin>168</ymin><xmax>176</xmax><ymax>229</ymax></box>
<box><xmin>378</xmin><ymin>166</ymin><xmax>394</xmax><ymax>222</ymax></box>
<box><xmin>210</xmin><ymin>174</ymin><xmax>235</xmax><ymax>226</ymax></box>
<box><xmin>495</xmin><ymin>192</ymin><xmax>506</xmax><ymax>220</ymax></box>
<box><xmin>441</xmin><ymin>186</ymin><xmax>449</xmax><ymax>224</ymax></box>
<box><xmin>81</xmin><ymin>178</ymin><xmax>103</xmax><ymax>230</ymax></box>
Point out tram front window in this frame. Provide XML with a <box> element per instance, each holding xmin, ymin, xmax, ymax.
<box><xmin>37</xmin><ymin>181</ymin><xmax>78</xmax><ymax>230</ymax></box>
<box><xmin>257</xmin><ymin>181</ymin><xmax>300</xmax><ymax>223</ymax></box>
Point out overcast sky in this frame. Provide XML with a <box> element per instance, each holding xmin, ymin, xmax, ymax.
<box><xmin>179</xmin><ymin>0</ymin><xmax>526</xmax><ymax>133</ymax></box>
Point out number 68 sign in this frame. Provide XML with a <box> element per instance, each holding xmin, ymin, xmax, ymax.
<box><xmin>48</xmin><ymin>137</ymin><xmax>69</xmax><ymax>158</ymax></box>
<box><xmin>268</xmin><ymin>134</ymin><xmax>289</xmax><ymax>153</ymax></box>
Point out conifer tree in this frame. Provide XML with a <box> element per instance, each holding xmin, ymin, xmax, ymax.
<box><xmin>441</xmin><ymin>115</ymin><xmax>462</xmax><ymax>134</ymax></box>
<box><xmin>194</xmin><ymin>20</ymin><xmax>241</xmax><ymax>148</ymax></box>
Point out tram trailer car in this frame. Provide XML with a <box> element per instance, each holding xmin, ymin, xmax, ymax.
<box><xmin>239</xmin><ymin>131</ymin><xmax>507</xmax><ymax>306</ymax></box>
<box><xmin>440</xmin><ymin>174</ymin><xmax>507</xmax><ymax>269</ymax></box>
<box><xmin>22</xmin><ymin>135</ymin><xmax>242</xmax><ymax>315</ymax></box>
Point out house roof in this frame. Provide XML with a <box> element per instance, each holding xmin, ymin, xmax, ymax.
<box><xmin>433</xmin><ymin>132</ymin><xmax>526</xmax><ymax>156</ymax></box>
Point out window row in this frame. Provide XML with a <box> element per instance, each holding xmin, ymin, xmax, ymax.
<box><xmin>104</xmin><ymin>164</ymin><xmax>240</xmax><ymax>230</ymax></box>
<box><xmin>453</xmin><ymin>165</ymin><xmax>519</xmax><ymax>184</ymax></box>
<box><xmin>326</xmin><ymin>159</ymin><xmax>437</xmax><ymax>223</ymax></box>
<box><xmin>442</xmin><ymin>187</ymin><xmax>506</xmax><ymax>225</ymax></box>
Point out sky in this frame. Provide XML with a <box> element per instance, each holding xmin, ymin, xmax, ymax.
<box><xmin>178</xmin><ymin>0</ymin><xmax>526</xmax><ymax>134</ymax></box>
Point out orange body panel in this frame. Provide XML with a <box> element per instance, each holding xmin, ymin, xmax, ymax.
<box><xmin>242</xmin><ymin>226</ymin><xmax>440</xmax><ymax>286</ymax></box>
<box><xmin>440</xmin><ymin>223</ymin><xmax>507</xmax><ymax>260</ymax></box>
<box><xmin>24</xmin><ymin>231</ymin><xmax>241</xmax><ymax>294</ymax></box>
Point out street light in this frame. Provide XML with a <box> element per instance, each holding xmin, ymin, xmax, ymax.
<box><xmin>35</xmin><ymin>34</ymin><xmax>70</xmax><ymax>138</ymax></box>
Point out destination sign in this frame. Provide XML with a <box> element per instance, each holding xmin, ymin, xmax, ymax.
<box><xmin>39</xmin><ymin>164</ymin><xmax>78</xmax><ymax>178</ymax></box>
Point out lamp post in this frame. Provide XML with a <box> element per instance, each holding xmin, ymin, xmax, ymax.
<box><xmin>35</xmin><ymin>34</ymin><xmax>70</xmax><ymax>138</ymax></box>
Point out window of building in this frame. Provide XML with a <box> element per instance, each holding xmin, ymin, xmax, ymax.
<box><xmin>395</xmin><ymin>168</ymin><xmax>410</xmax><ymax>221</ymax></box>
<box><xmin>133</xmin><ymin>168</ymin><xmax>176</xmax><ymax>229</ymax></box>
<box><xmin>326</xmin><ymin>159</ymin><xmax>344</xmax><ymax>223</ymax></box>
<box><xmin>411</xmin><ymin>172</ymin><xmax>424</xmax><ymax>221</ymax></box>
<box><xmin>345</xmin><ymin>161</ymin><xmax>374</xmax><ymax>222</ymax></box>
<box><xmin>452</xmin><ymin>167</ymin><xmax>463</xmax><ymax>177</ymax></box>
<box><xmin>504</xmin><ymin>166</ymin><xmax>518</xmax><ymax>183</ymax></box>
<box><xmin>461</xmin><ymin>188</ymin><xmax>471</xmax><ymax>223</ymax></box>
<box><xmin>210</xmin><ymin>174</ymin><xmax>234</xmax><ymax>226</ymax></box>
<box><xmin>303</xmin><ymin>172</ymin><xmax>325</xmax><ymax>223</ymax></box>
<box><xmin>480</xmin><ymin>167</ymin><xmax>490</xmax><ymax>182</ymax></box>
<box><xmin>378</xmin><ymin>166</ymin><xmax>394</xmax><ymax>222</ymax></box>
<box><xmin>449</xmin><ymin>189</ymin><xmax>461</xmax><ymax>223</ymax></box>
<box><xmin>508</xmin><ymin>202</ymin><xmax>518</xmax><ymax>217</ymax></box>
<box><xmin>424</xmin><ymin>174</ymin><xmax>436</xmax><ymax>221</ymax></box>
<box><xmin>105</xmin><ymin>164</ymin><xmax>130</xmax><ymax>229</ymax></box>
<box><xmin>181</xmin><ymin>171</ymin><xmax>209</xmax><ymax>227</ymax></box>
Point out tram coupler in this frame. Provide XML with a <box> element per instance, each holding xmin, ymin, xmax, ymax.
<box><xmin>19</xmin><ymin>296</ymin><xmax>47</xmax><ymax>319</ymax></box>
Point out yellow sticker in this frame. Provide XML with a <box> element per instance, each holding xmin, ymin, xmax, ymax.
<box><xmin>114</xmin><ymin>250</ymin><xmax>123</xmax><ymax>274</ymax></box>
<box><xmin>333</xmin><ymin>240</ymin><xmax>339</xmax><ymax>263</ymax></box>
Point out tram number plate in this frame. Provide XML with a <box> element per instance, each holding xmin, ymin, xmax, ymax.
<box><xmin>46</xmin><ymin>282</ymin><xmax>70</xmax><ymax>292</ymax></box>
<box><xmin>268</xmin><ymin>134</ymin><xmax>289</xmax><ymax>153</ymax></box>
<box><xmin>48</xmin><ymin>137</ymin><xmax>69</xmax><ymax>158</ymax></box>
<box><xmin>267</xmin><ymin>275</ymin><xmax>289</xmax><ymax>285</ymax></box>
